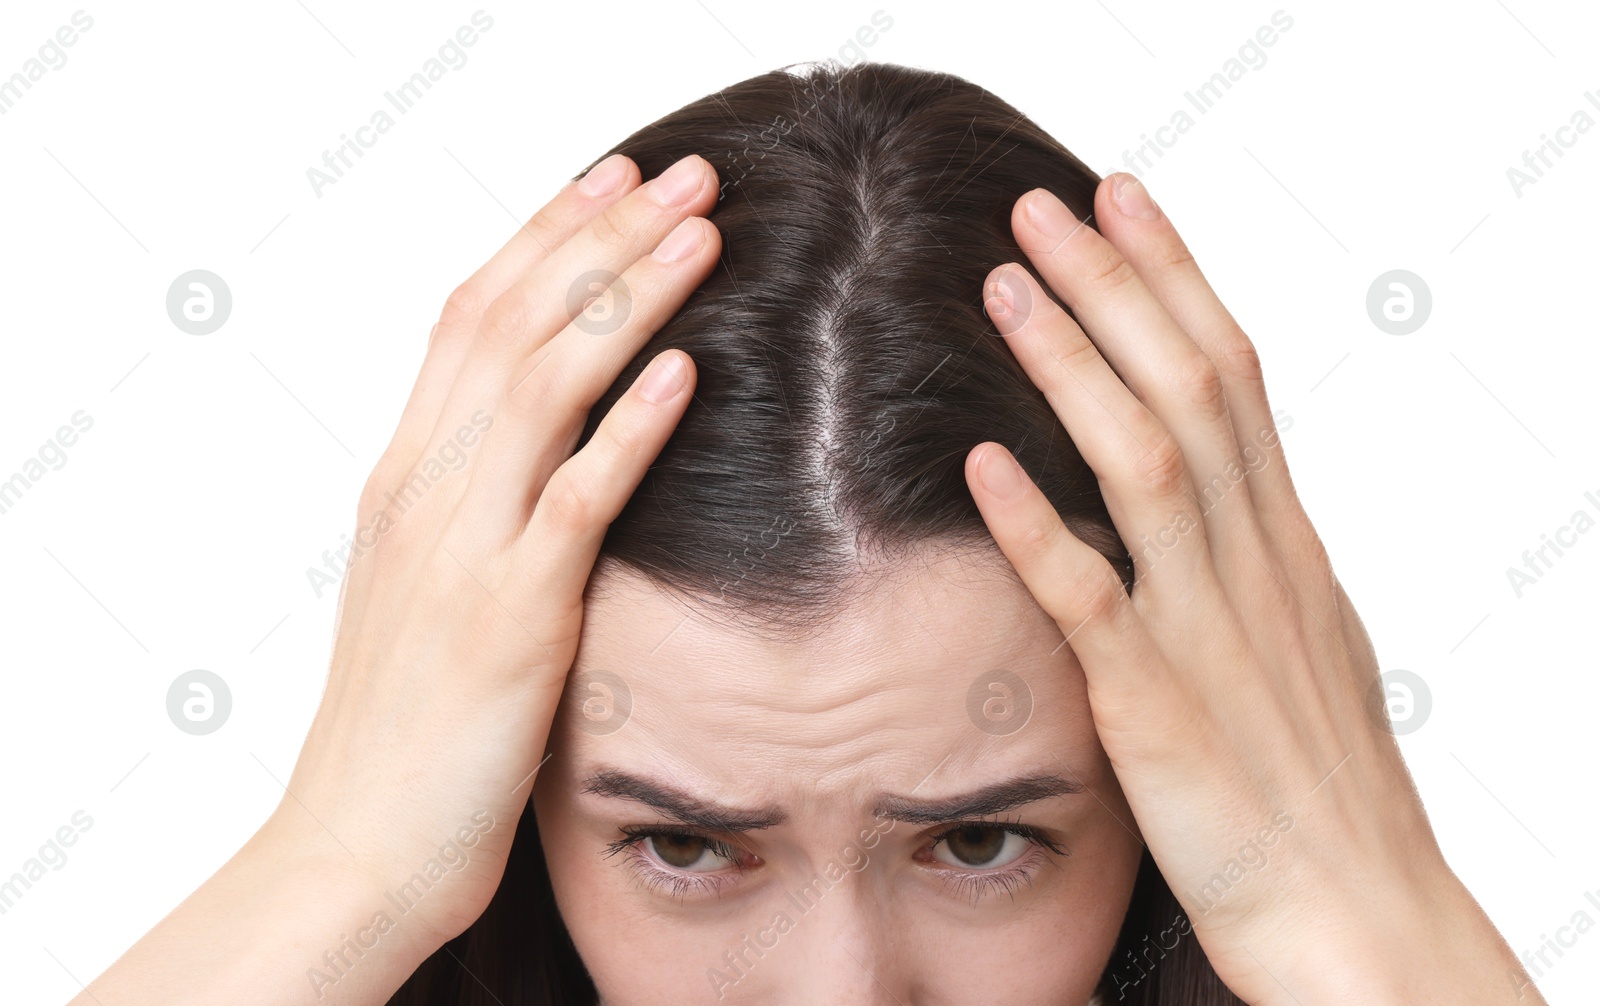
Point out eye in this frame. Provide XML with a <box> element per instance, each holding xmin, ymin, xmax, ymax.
<box><xmin>604</xmin><ymin>826</ymin><xmax>760</xmax><ymax>899</ymax></box>
<box><xmin>930</xmin><ymin>824</ymin><xmax>1033</xmax><ymax>869</ymax></box>
<box><xmin>919</xmin><ymin>821</ymin><xmax>1069</xmax><ymax>905</ymax></box>
<box><xmin>641</xmin><ymin>831</ymin><xmax>738</xmax><ymax>872</ymax></box>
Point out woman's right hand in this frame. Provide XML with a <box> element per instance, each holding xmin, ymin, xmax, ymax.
<box><xmin>75</xmin><ymin>151</ymin><xmax>720</xmax><ymax>1004</ymax></box>
<box><xmin>269</xmin><ymin>151</ymin><xmax>721</xmax><ymax>941</ymax></box>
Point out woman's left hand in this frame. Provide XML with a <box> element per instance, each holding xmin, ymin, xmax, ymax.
<box><xmin>965</xmin><ymin>172</ymin><xmax>1539</xmax><ymax>1005</ymax></box>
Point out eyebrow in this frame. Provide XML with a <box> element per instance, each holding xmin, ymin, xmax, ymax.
<box><xmin>873</xmin><ymin>774</ymin><xmax>1085</xmax><ymax>824</ymax></box>
<box><xmin>582</xmin><ymin>768</ymin><xmax>787</xmax><ymax>832</ymax></box>
<box><xmin>580</xmin><ymin>768</ymin><xmax>1083</xmax><ymax>832</ymax></box>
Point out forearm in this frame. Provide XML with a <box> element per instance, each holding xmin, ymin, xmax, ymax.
<box><xmin>73</xmin><ymin>813</ymin><xmax>439</xmax><ymax>1005</ymax></box>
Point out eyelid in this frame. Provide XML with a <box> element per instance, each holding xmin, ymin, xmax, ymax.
<box><xmin>606</xmin><ymin>819</ymin><xmax>1068</xmax><ymax>903</ymax></box>
<box><xmin>922</xmin><ymin>821</ymin><xmax>1069</xmax><ymax>904</ymax></box>
<box><xmin>925</xmin><ymin>816</ymin><xmax>1068</xmax><ymax>857</ymax></box>
<box><xmin>605</xmin><ymin>824</ymin><xmax>750</xmax><ymax>861</ymax></box>
<box><xmin>605</xmin><ymin>825</ymin><xmax>756</xmax><ymax>900</ymax></box>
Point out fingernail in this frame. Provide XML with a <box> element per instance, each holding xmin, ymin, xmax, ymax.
<box><xmin>648</xmin><ymin>155</ymin><xmax>704</xmax><ymax>207</ymax></box>
<box><xmin>1023</xmin><ymin>188</ymin><xmax>1078</xmax><ymax>240</ymax></box>
<box><xmin>653</xmin><ymin>218</ymin><xmax>704</xmax><ymax>263</ymax></box>
<box><xmin>1111</xmin><ymin>173</ymin><xmax>1160</xmax><ymax>220</ymax></box>
<box><xmin>978</xmin><ymin>445</ymin><xmax>1026</xmax><ymax>499</ymax></box>
<box><xmin>579</xmin><ymin>154</ymin><xmax>629</xmax><ymax>198</ymax></box>
<box><xmin>639</xmin><ymin>352</ymin><xmax>687</xmax><ymax>403</ymax></box>
<box><xmin>985</xmin><ymin>267</ymin><xmax>1030</xmax><ymax>335</ymax></box>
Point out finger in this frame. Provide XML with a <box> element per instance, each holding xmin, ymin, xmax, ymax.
<box><xmin>1011</xmin><ymin>183</ymin><xmax>1257</xmax><ymax>554</ymax></box>
<box><xmin>375</xmin><ymin>154</ymin><xmax>643</xmax><ymax>483</ymax></box>
<box><xmin>1093</xmin><ymin>172</ymin><xmax>1307</xmax><ymax>557</ymax></box>
<box><xmin>964</xmin><ymin>441</ymin><xmax>1167</xmax><ymax>701</ymax></box>
<box><xmin>466</xmin><ymin>214</ymin><xmax>720</xmax><ymax>535</ymax></box>
<box><xmin>984</xmin><ymin>262</ymin><xmax>1214</xmax><ymax>592</ymax></box>
<box><xmin>513</xmin><ymin>349</ymin><xmax>696</xmax><ymax>607</ymax></box>
<box><xmin>425</xmin><ymin>154</ymin><xmax>717</xmax><ymax>460</ymax></box>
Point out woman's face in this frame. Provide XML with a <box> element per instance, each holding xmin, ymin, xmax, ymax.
<box><xmin>532</xmin><ymin>546</ymin><xmax>1143</xmax><ymax>1005</ymax></box>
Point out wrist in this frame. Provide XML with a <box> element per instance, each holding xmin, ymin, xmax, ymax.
<box><xmin>236</xmin><ymin>815</ymin><xmax>447</xmax><ymax>997</ymax></box>
<box><xmin>77</xmin><ymin>812</ymin><xmax>441</xmax><ymax>1005</ymax></box>
<box><xmin>1245</xmin><ymin>861</ymin><xmax>1541</xmax><ymax>1006</ymax></box>
<box><xmin>252</xmin><ymin>799</ymin><xmax>460</xmax><ymax>944</ymax></box>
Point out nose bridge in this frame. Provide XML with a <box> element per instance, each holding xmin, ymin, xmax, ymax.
<box><xmin>779</xmin><ymin>861</ymin><xmax>906</xmax><ymax>1006</ymax></box>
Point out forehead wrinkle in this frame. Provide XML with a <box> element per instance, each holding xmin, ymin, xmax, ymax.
<box><xmin>569</xmin><ymin>550</ymin><xmax>1094</xmax><ymax>789</ymax></box>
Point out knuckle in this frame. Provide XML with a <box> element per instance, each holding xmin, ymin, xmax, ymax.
<box><xmin>540</xmin><ymin>470</ymin><xmax>600</xmax><ymax>532</ymax></box>
<box><xmin>1014</xmin><ymin>515</ymin><xmax>1064</xmax><ymax>560</ymax></box>
<box><xmin>591</xmin><ymin>408</ymin><xmax>644</xmax><ymax>463</ymax></box>
<box><xmin>440</xmin><ymin>281</ymin><xmax>489</xmax><ymax>333</ymax></box>
<box><xmin>1054</xmin><ymin>332</ymin><xmax>1104</xmax><ymax>375</ymax></box>
<box><xmin>588</xmin><ymin>203</ymin><xmax>637</xmax><ymax>250</ymax></box>
<box><xmin>357</xmin><ymin>466</ymin><xmax>392</xmax><ymax>520</ymax></box>
<box><xmin>478</xmin><ymin>294</ymin><xmax>533</xmax><ymax>348</ymax></box>
<box><xmin>357</xmin><ymin>449</ymin><xmax>418</xmax><ymax>522</ymax></box>
<box><xmin>1217</xmin><ymin>333</ymin><xmax>1266</xmax><ymax>390</ymax></box>
<box><xmin>372</xmin><ymin>476</ymin><xmax>431</xmax><ymax>547</ymax></box>
<box><xmin>508</xmin><ymin>348</ymin><xmax>573</xmax><ymax>415</ymax></box>
<box><xmin>1176</xmin><ymin>349</ymin><xmax>1227</xmax><ymax>413</ymax></box>
<box><xmin>1131</xmin><ymin>430</ymin><xmax>1190</xmax><ymax>499</ymax></box>
<box><xmin>1065</xmin><ymin>562</ymin><xmax>1126</xmax><ymax>624</ymax></box>
<box><xmin>523</xmin><ymin>206</ymin><xmax>561</xmax><ymax>249</ymax></box>
<box><xmin>1083</xmin><ymin>248</ymin><xmax>1138</xmax><ymax>294</ymax></box>
<box><xmin>1154</xmin><ymin>237</ymin><xmax>1197</xmax><ymax>273</ymax></box>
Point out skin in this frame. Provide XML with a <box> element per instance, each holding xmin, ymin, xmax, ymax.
<box><xmin>73</xmin><ymin>153</ymin><xmax>1545</xmax><ymax>1005</ymax></box>
<box><xmin>533</xmin><ymin>550</ymin><xmax>1142</xmax><ymax>1004</ymax></box>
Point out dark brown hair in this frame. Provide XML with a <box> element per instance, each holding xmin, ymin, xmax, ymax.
<box><xmin>391</xmin><ymin>58</ymin><xmax>1243</xmax><ymax>1005</ymax></box>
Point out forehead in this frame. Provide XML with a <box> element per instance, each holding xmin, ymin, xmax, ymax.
<box><xmin>548</xmin><ymin>548</ymin><xmax>1105</xmax><ymax>806</ymax></box>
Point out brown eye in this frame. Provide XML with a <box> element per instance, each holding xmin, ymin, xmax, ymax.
<box><xmin>933</xmin><ymin>826</ymin><xmax>1030</xmax><ymax>869</ymax></box>
<box><xmin>646</xmin><ymin>833</ymin><xmax>735</xmax><ymax>872</ymax></box>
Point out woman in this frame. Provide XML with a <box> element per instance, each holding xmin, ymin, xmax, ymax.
<box><xmin>77</xmin><ymin>61</ymin><xmax>1540</xmax><ymax>1004</ymax></box>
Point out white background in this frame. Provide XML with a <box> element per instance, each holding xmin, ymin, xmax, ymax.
<box><xmin>1</xmin><ymin>1</ymin><xmax>1596</xmax><ymax>1002</ymax></box>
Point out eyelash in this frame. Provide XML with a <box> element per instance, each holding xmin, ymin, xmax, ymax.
<box><xmin>603</xmin><ymin>818</ymin><xmax>1068</xmax><ymax>903</ymax></box>
<box><xmin>603</xmin><ymin>826</ymin><xmax>750</xmax><ymax>900</ymax></box>
<box><xmin>928</xmin><ymin>817</ymin><xmax>1068</xmax><ymax>906</ymax></box>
